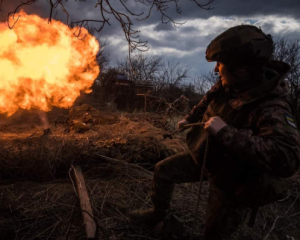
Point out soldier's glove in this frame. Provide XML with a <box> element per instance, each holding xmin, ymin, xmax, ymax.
<box><xmin>177</xmin><ymin>119</ymin><xmax>190</xmax><ymax>132</ymax></box>
<box><xmin>204</xmin><ymin>116</ymin><xmax>227</xmax><ymax>136</ymax></box>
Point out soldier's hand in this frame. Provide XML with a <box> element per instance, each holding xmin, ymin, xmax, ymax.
<box><xmin>177</xmin><ymin>119</ymin><xmax>190</xmax><ymax>132</ymax></box>
<box><xmin>204</xmin><ymin>117</ymin><xmax>227</xmax><ymax>136</ymax></box>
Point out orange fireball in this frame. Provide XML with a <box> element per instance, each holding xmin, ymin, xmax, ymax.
<box><xmin>0</xmin><ymin>10</ymin><xmax>100</xmax><ymax>116</ymax></box>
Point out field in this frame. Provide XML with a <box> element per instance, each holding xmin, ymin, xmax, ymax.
<box><xmin>0</xmin><ymin>105</ymin><xmax>299</xmax><ymax>240</ymax></box>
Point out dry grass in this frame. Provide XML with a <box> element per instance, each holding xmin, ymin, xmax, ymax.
<box><xmin>0</xmin><ymin>108</ymin><xmax>299</xmax><ymax>240</ymax></box>
<box><xmin>1</xmin><ymin>158</ymin><xmax>298</xmax><ymax>240</ymax></box>
<box><xmin>0</xmin><ymin>110</ymin><xmax>185</xmax><ymax>181</ymax></box>
<box><xmin>0</xmin><ymin>156</ymin><xmax>209</xmax><ymax>240</ymax></box>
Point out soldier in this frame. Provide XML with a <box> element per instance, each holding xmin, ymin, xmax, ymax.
<box><xmin>130</xmin><ymin>25</ymin><xmax>300</xmax><ymax>239</ymax></box>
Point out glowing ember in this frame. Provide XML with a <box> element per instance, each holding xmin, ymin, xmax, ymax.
<box><xmin>0</xmin><ymin>10</ymin><xmax>100</xmax><ymax>116</ymax></box>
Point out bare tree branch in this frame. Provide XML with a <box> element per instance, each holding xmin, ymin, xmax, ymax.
<box><xmin>117</xmin><ymin>54</ymin><xmax>164</xmax><ymax>85</ymax></box>
<box><xmin>193</xmin><ymin>70</ymin><xmax>218</xmax><ymax>94</ymax></box>
<box><xmin>117</xmin><ymin>54</ymin><xmax>190</xmax><ymax>97</ymax></box>
<box><xmin>273</xmin><ymin>38</ymin><xmax>300</xmax><ymax>125</ymax></box>
<box><xmin>7</xmin><ymin>0</ymin><xmax>37</xmax><ymax>29</ymax></box>
<box><xmin>192</xmin><ymin>0</ymin><xmax>214</xmax><ymax>10</ymax></box>
<box><xmin>5</xmin><ymin>0</ymin><xmax>214</xmax><ymax>54</ymax></box>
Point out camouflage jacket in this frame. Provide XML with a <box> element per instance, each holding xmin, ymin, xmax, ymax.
<box><xmin>185</xmin><ymin>60</ymin><xmax>300</xmax><ymax>207</ymax></box>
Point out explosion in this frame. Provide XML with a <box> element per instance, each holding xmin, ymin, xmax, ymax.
<box><xmin>0</xmin><ymin>10</ymin><xmax>100</xmax><ymax>116</ymax></box>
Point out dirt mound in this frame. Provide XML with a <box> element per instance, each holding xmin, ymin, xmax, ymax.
<box><xmin>0</xmin><ymin>111</ymin><xmax>186</xmax><ymax>181</ymax></box>
<box><xmin>124</xmin><ymin>112</ymin><xmax>170</xmax><ymax>130</ymax></box>
<box><xmin>69</xmin><ymin>104</ymin><xmax>119</xmax><ymax>125</ymax></box>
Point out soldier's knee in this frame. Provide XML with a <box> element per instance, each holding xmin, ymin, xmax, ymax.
<box><xmin>154</xmin><ymin>160</ymin><xmax>176</xmax><ymax>184</ymax></box>
<box><xmin>154</xmin><ymin>158</ymin><xmax>171</xmax><ymax>177</ymax></box>
<box><xmin>154</xmin><ymin>160</ymin><xmax>165</xmax><ymax>175</ymax></box>
<box><xmin>154</xmin><ymin>153</ymin><xmax>188</xmax><ymax>180</ymax></box>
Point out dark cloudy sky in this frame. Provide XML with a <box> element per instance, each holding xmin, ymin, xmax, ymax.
<box><xmin>1</xmin><ymin>0</ymin><xmax>300</xmax><ymax>82</ymax></box>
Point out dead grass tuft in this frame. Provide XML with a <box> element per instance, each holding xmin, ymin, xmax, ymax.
<box><xmin>0</xmin><ymin>109</ymin><xmax>299</xmax><ymax>240</ymax></box>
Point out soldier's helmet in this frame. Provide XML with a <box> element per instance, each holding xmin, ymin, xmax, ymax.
<box><xmin>206</xmin><ymin>25</ymin><xmax>274</xmax><ymax>67</ymax></box>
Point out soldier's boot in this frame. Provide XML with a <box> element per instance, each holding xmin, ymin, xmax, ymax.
<box><xmin>130</xmin><ymin>208</ymin><xmax>167</xmax><ymax>226</ymax></box>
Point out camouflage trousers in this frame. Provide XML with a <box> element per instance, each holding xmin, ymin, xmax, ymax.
<box><xmin>151</xmin><ymin>151</ymin><xmax>246</xmax><ymax>240</ymax></box>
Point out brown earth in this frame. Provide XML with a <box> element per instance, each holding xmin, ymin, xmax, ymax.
<box><xmin>0</xmin><ymin>106</ymin><xmax>299</xmax><ymax>240</ymax></box>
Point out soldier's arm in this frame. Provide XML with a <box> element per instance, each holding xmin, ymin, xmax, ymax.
<box><xmin>185</xmin><ymin>80</ymin><xmax>222</xmax><ymax>123</ymax></box>
<box><xmin>216</xmin><ymin>102</ymin><xmax>300</xmax><ymax>178</ymax></box>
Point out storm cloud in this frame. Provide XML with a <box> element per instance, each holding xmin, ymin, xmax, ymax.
<box><xmin>1</xmin><ymin>0</ymin><xmax>300</xmax><ymax>79</ymax></box>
